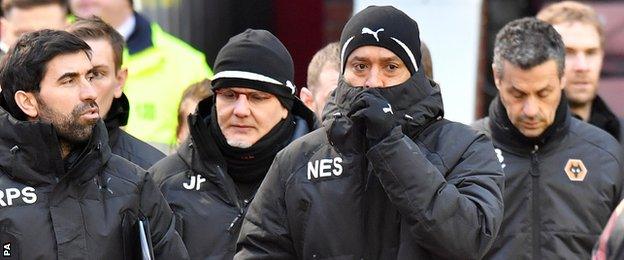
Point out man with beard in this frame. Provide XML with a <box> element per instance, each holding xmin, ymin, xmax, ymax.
<box><xmin>67</xmin><ymin>17</ymin><xmax>165</xmax><ymax>169</ymax></box>
<box><xmin>0</xmin><ymin>29</ymin><xmax>188</xmax><ymax>259</ymax></box>
<box><xmin>537</xmin><ymin>1</ymin><xmax>624</xmax><ymax>143</ymax></box>
<box><xmin>235</xmin><ymin>6</ymin><xmax>504</xmax><ymax>259</ymax></box>
<box><xmin>150</xmin><ymin>29</ymin><xmax>316</xmax><ymax>259</ymax></box>
<box><xmin>473</xmin><ymin>18</ymin><xmax>624</xmax><ymax>259</ymax></box>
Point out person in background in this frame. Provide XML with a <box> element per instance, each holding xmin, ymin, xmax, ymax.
<box><xmin>538</xmin><ymin>1</ymin><xmax>624</xmax><ymax>143</ymax></box>
<box><xmin>474</xmin><ymin>17</ymin><xmax>624</xmax><ymax>259</ymax></box>
<box><xmin>69</xmin><ymin>0</ymin><xmax>212</xmax><ymax>152</ymax></box>
<box><xmin>593</xmin><ymin>199</ymin><xmax>624</xmax><ymax>260</ymax></box>
<box><xmin>0</xmin><ymin>0</ymin><xmax>68</xmax><ymax>59</ymax></box>
<box><xmin>67</xmin><ymin>16</ymin><xmax>165</xmax><ymax>169</ymax></box>
<box><xmin>421</xmin><ymin>41</ymin><xmax>433</xmax><ymax>80</ymax></box>
<box><xmin>176</xmin><ymin>79</ymin><xmax>212</xmax><ymax>144</ymax></box>
<box><xmin>300</xmin><ymin>42</ymin><xmax>340</xmax><ymax>120</ymax></box>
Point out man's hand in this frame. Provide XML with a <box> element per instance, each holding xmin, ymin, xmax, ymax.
<box><xmin>348</xmin><ymin>91</ymin><xmax>398</xmax><ymax>146</ymax></box>
<box><xmin>326</xmin><ymin>112</ymin><xmax>365</xmax><ymax>155</ymax></box>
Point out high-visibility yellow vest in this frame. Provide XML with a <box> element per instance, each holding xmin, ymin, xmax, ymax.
<box><xmin>122</xmin><ymin>23</ymin><xmax>212</xmax><ymax>152</ymax></box>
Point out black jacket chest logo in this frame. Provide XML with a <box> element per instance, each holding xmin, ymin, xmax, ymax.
<box><xmin>183</xmin><ymin>174</ymin><xmax>206</xmax><ymax>190</ymax></box>
<box><xmin>0</xmin><ymin>187</ymin><xmax>37</xmax><ymax>207</ymax></box>
<box><xmin>565</xmin><ymin>159</ymin><xmax>588</xmax><ymax>181</ymax></box>
<box><xmin>307</xmin><ymin>157</ymin><xmax>343</xmax><ymax>180</ymax></box>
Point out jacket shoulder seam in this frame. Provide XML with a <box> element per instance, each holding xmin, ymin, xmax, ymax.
<box><xmin>570</xmin><ymin>127</ymin><xmax>622</xmax><ymax>167</ymax></box>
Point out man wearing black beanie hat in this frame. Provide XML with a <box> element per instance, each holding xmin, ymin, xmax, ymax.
<box><xmin>237</xmin><ymin>6</ymin><xmax>504</xmax><ymax>259</ymax></box>
<box><xmin>150</xmin><ymin>29</ymin><xmax>316</xmax><ymax>259</ymax></box>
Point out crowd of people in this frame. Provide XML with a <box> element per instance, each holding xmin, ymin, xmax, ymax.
<box><xmin>0</xmin><ymin>0</ymin><xmax>623</xmax><ymax>259</ymax></box>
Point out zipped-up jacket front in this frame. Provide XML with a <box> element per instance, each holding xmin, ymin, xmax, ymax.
<box><xmin>151</xmin><ymin>97</ymin><xmax>315</xmax><ymax>260</ymax></box>
<box><xmin>0</xmin><ymin>106</ymin><xmax>188</xmax><ymax>259</ymax></box>
<box><xmin>475</xmin><ymin>96</ymin><xmax>624</xmax><ymax>259</ymax></box>
<box><xmin>235</xmin><ymin>76</ymin><xmax>505</xmax><ymax>259</ymax></box>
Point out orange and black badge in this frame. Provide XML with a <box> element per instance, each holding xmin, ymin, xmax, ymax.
<box><xmin>564</xmin><ymin>159</ymin><xmax>587</xmax><ymax>181</ymax></box>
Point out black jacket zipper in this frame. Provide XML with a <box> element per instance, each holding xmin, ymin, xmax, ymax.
<box><xmin>530</xmin><ymin>145</ymin><xmax>540</xmax><ymax>259</ymax></box>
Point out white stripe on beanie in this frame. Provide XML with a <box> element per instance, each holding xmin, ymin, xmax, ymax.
<box><xmin>390</xmin><ymin>37</ymin><xmax>419</xmax><ymax>72</ymax></box>
<box><xmin>339</xmin><ymin>35</ymin><xmax>419</xmax><ymax>74</ymax></box>
<box><xmin>340</xmin><ymin>36</ymin><xmax>355</xmax><ymax>74</ymax></box>
<box><xmin>212</xmin><ymin>70</ymin><xmax>295</xmax><ymax>94</ymax></box>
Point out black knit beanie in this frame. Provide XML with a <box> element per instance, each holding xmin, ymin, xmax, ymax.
<box><xmin>340</xmin><ymin>6</ymin><xmax>422</xmax><ymax>75</ymax></box>
<box><xmin>211</xmin><ymin>29</ymin><xmax>296</xmax><ymax>110</ymax></box>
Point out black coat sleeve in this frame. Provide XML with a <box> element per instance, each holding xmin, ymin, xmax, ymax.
<box><xmin>140</xmin><ymin>172</ymin><xmax>190</xmax><ymax>259</ymax></box>
<box><xmin>366</xmin><ymin>126</ymin><xmax>504</xmax><ymax>259</ymax></box>
<box><xmin>235</xmin><ymin>153</ymin><xmax>296</xmax><ymax>259</ymax></box>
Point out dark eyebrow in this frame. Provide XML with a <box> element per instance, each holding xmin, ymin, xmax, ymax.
<box><xmin>90</xmin><ymin>65</ymin><xmax>107</xmax><ymax>74</ymax></box>
<box><xmin>380</xmin><ymin>56</ymin><xmax>401</xmax><ymax>63</ymax></box>
<box><xmin>539</xmin><ymin>85</ymin><xmax>554</xmax><ymax>92</ymax></box>
<box><xmin>57</xmin><ymin>72</ymin><xmax>79</xmax><ymax>83</ymax></box>
<box><xmin>510</xmin><ymin>85</ymin><xmax>526</xmax><ymax>94</ymax></box>
<box><xmin>350</xmin><ymin>56</ymin><xmax>370</xmax><ymax>62</ymax></box>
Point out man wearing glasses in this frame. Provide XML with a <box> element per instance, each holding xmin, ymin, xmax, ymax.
<box><xmin>151</xmin><ymin>29</ymin><xmax>316</xmax><ymax>259</ymax></box>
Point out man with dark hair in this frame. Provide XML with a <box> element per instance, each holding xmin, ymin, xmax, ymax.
<box><xmin>0</xmin><ymin>0</ymin><xmax>68</xmax><ymax>58</ymax></box>
<box><xmin>151</xmin><ymin>29</ymin><xmax>316</xmax><ymax>259</ymax></box>
<box><xmin>67</xmin><ymin>17</ymin><xmax>165</xmax><ymax>169</ymax></box>
<box><xmin>236</xmin><ymin>6</ymin><xmax>504</xmax><ymax>259</ymax></box>
<box><xmin>537</xmin><ymin>1</ymin><xmax>624</xmax><ymax>143</ymax></box>
<box><xmin>473</xmin><ymin>18</ymin><xmax>624</xmax><ymax>259</ymax></box>
<box><xmin>307</xmin><ymin>40</ymin><xmax>436</xmax><ymax>125</ymax></box>
<box><xmin>69</xmin><ymin>0</ymin><xmax>212</xmax><ymax>152</ymax></box>
<box><xmin>0</xmin><ymin>29</ymin><xmax>188</xmax><ymax>259</ymax></box>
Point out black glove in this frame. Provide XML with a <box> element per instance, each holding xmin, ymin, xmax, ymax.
<box><xmin>326</xmin><ymin>111</ymin><xmax>365</xmax><ymax>156</ymax></box>
<box><xmin>348</xmin><ymin>91</ymin><xmax>398</xmax><ymax>146</ymax></box>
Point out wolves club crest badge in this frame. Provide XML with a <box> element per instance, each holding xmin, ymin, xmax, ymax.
<box><xmin>564</xmin><ymin>159</ymin><xmax>587</xmax><ymax>181</ymax></box>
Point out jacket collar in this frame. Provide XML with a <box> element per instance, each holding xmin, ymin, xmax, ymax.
<box><xmin>323</xmin><ymin>70</ymin><xmax>444</xmax><ymax>137</ymax></box>
<box><xmin>489</xmin><ymin>93</ymin><xmax>570</xmax><ymax>154</ymax></box>
<box><xmin>184</xmin><ymin>97</ymin><xmax>224</xmax><ymax>176</ymax></box>
<box><xmin>586</xmin><ymin>95</ymin><xmax>621</xmax><ymax>141</ymax></box>
<box><xmin>126</xmin><ymin>12</ymin><xmax>153</xmax><ymax>55</ymax></box>
<box><xmin>104</xmin><ymin>93</ymin><xmax>130</xmax><ymax>150</ymax></box>
<box><xmin>104</xmin><ymin>93</ymin><xmax>130</xmax><ymax>129</ymax></box>
<box><xmin>0</xmin><ymin>106</ymin><xmax>111</xmax><ymax>186</ymax></box>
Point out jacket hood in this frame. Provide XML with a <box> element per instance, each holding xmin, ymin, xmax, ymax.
<box><xmin>0</xmin><ymin>105</ymin><xmax>111</xmax><ymax>186</ymax></box>
<box><xmin>322</xmin><ymin>69</ymin><xmax>443</xmax><ymax>136</ymax></box>
<box><xmin>488</xmin><ymin>92</ymin><xmax>570</xmax><ymax>153</ymax></box>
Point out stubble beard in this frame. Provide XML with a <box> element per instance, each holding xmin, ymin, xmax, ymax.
<box><xmin>226</xmin><ymin>138</ymin><xmax>253</xmax><ymax>149</ymax></box>
<box><xmin>36</xmin><ymin>96</ymin><xmax>99</xmax><ymax>145</ymax></box>
<box><xmin>567</xmin><ymin>95</ymin><xmax>593</xmax><ymax>109</ymax></box>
